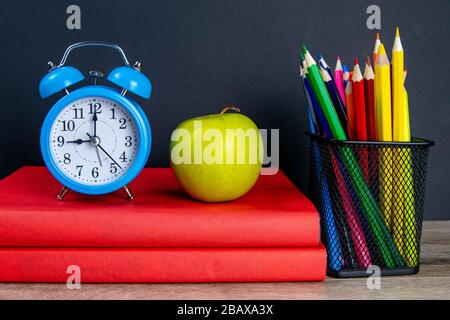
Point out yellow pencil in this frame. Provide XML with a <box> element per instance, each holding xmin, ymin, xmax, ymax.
<box><xmin>401</xmin><ymin>88</ymin><xmax>416</xmax><ymax>266</ymax></box>
<box><xmin>391</xmin><ymin>28</ymin><xmax>416</xmax><ymax>265</ymax></box>
<box><xmin>373</xmin><ymin>33</ymin><xmax>381</xmax><ymax>143</ymax></box>
<box><xmin>392</xmin><ymin>27</ymin><xmax>406</xmax><ymax>256</ymax></box>
<box><xmin>392</xmin><ymin>27</ymin><xmax>407</xmax><ymax>141</ymax></box>
<box><xmin>375</xmin><ymin>43</ymin><xmax>393</xmax><ymax>230</ymax></box>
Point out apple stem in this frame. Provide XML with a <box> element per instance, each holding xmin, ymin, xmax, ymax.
<box><xmin>220</xmin><ymin>105</ymin><xmax>241</xmax><ymax>115</ymax></box>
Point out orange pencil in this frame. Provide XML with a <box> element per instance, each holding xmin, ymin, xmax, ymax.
<box><xmin>373</xmin><ymin>32</ymin><xmax>381</xmax><ymax>65</ymax></box>
<box><xmin>364</xmin><ymin>57</ymin><xmax>376</xmax><ymax>141</ymax></box>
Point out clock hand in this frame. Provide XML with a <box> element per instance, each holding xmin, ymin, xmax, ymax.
<box><xmin>95</xmin><ymin>146</ymin><xmax>103</xmax><ymax>167</ymax></box>
<box><xmin>93</xmin><ymin>109</ymin><xmax>98</xmax><ymax>137</ymax></box>
<box><xmin>85</xmin><ymin>133</ymin><xmax>103</xmax><ymax>167</ymax></box>
<box><xmin>67</xmin><ymin>139</ymin><xmax>90</xmax><ymax>145</ymax></box>
<box><xmin>87</xmin><ymin>133</ymin><xmax>122</xmax><ymax>170</ymax></box>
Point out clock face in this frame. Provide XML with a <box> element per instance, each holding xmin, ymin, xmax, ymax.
<box><xmin>49</xmin><ymin>96</ymin><xmax>139</xmax><ymax>186</ymax></box>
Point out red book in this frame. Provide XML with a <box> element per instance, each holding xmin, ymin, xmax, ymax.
<box><xmin>0</xmin><ymin>246</ymin><xmax>326</xmax><ymax>282</ymax></box>
<box><xmin>0</xmin><ymin>167</ymin><xmax>320</xmax><ymax>248</ymax></box>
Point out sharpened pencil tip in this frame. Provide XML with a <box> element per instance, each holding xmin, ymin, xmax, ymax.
<box><xmin>337</xmin><ymin>56</ymin><xmax>341</xmax><ymax>61</ymax></box>
<box><xmin>396</xmin><ymin>27</ymin><xmax>400</xmax><ymax>37</ymax></box>
<box><xmin>354</xmin><ymin>58</ymin><xmax>359</xmax><ymax>65</ymax></box>
<box><xmin>302</xmin><ymin>45</ymin><xmax>308</xmax><ymax>54</ymax></box>
<box><xmin>378</xmin><ymin>43</ymin><xmax>386</xmax><ymax>55</ymax></box>
<box><xmin>376</xmin><ymin>32</ymin><xmax>380</xmax><ymax>40</ymax></box>
<box><xmin>366</xmin><ymin>56</ymin><xmax>371</xmax><ymax>67</ymax></box>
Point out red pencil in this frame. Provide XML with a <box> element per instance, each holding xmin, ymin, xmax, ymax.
<box><xmin>352</xmin><ymin>59</ymin><xmax>368</xmax><ymax>141</ymax></box>
<box><xmin>364</xmin><ymin>57</ymin><xmax>376</xmax><ymax>141</ymax></box>
<box><xmin>352</xmin><ymin>59</ymin><xmax>369</xmax><ymax>181</ymax></box>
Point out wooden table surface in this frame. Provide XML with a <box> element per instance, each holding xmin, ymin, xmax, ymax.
<box><xmin>1</xmin><ymin>221</ymin><xmax>449</xmax><ymax>300</ymax></box>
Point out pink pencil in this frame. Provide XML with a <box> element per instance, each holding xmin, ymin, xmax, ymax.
<box><xmin>334</xmin><ymin>56</ymin><xmax>346</xmax><ymax>106</ymax></box>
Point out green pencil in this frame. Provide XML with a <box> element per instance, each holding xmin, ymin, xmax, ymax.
<box><xmin>303</xmin><ymin>46</ymin><xmax>405</xmax><ymax>267</ymax></box>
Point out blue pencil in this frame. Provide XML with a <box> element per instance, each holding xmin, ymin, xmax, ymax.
<box><xmin>303</xmin><ymin>76</ymin><xmax>333</xmax><ymax>138</ymax></box>
<box><xmin>318</xmin><ymin>52</ymin><xmax>335</xmax><ymax>80</ymax></box>
<box><xmin>301</xmin><ymin>60</ymin><xmax>343</xmax><ymax>271</ymax></box>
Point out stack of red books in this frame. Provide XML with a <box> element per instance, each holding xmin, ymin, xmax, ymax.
<box><xmin>0</xmin><ymin>167</ymin><xmax>326</xmax><ymax>282</ymax></box>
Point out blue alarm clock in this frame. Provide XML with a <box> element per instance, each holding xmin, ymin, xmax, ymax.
<box><xmin>39</xmin><ymin>42</ymin><xmax>152</xmax><ymax>200</ymax></box>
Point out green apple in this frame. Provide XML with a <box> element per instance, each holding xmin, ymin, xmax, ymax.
<box><xmin>170</xmin><ymin>106</ymin><xmax>263</xmax><ymax>202</ymax></box>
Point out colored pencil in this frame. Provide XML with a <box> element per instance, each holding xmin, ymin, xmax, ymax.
<box><xmin>391</xmin><ymin>28</ymin><xmax>416</xmax><ymax>265</ymax></box>
<box><xmin>301</xmin><ymin>62</ymin><xmax>344</xmax><ymax>271</ymax></box>
<box><xmin>302</xmin><ymin>59</ymin><xmax>333</xmax><ymax>138</ymax></box>
<box><xmin>345</xmin><ymin>81</ymin><xmax>356</xmax><ymax>139</ymax></box>
<box><xmin>392</xmin><ymin>27</ymin><xmax>408</xmax><ymax>141</ymax></box>
<box><xmin>343</xmin><ymin>64</ymin><xmax>350</xmax><ymax>88</ymax></box>
<box><xmin>352</xmin><ymin>59</ymin><xmax>368</xmax><ymax>141</ymax></box>
<box><xmin>364</xmin><ymin>57</ymin><xmax>377</xmax><ymax>141</ymax></box>
<box><xmin>330</xmin><ymin>150</ymin><xmax>372</xmax><ymax>268</ymax></box>
<box><xmin>375</xmin><ymin>43</ymin><xmax>393</xmax><ymax>231</ymax></box>
<box><xmin>334</xmin><ymin>57</ymin><xmax>346</xmax><ymax>105</ymax></box>
<box><xmin>300</xmin><ymin>64</ymin><xmax>319</xmax><ymax>134</ymax></box>
<box><xmin>352</xmin><ymin>59</ymin><xmax>370</xmax><ymax>184</ymax></box>
<box><xmin>364</xmin><ymin>57</ymin><xmax>378</xmax><ymax>190</ymax></box>
<box><xmin>318</xmin><ymin>61</ymin><xmax>371</xmax><ymax>268</ymax></box>
<box><xmin>303</xmin><ymin>47</ymin><xmax>346</xmax><ymax>140</ymax></box>
<box><xmin>401</xmin><ymin>87</ymin><xmax>416</xmax><ymax>266</ymax></box>
<box><xmin>318</xmin><ymin>52</ymin><xmax>334</xmax><ymax>79</ymax></box>
<box><xmin>319</xmin><ymin>64</ymin><xmax>348</xmax><ymax>134</ymax></box>
<box><xmin>373</xmin><ymin>32</ymin><xmax>381</xmax><ymax>65</ymax></box>
<box><xmin>375</xmin><ymin>44</ymin><xmax>392</xmax><ymax>141</ymax></box>
<box><xmin>304</xmin><ymin>45</ymin><xmax>404</xmax><ymax>267</ymax></box>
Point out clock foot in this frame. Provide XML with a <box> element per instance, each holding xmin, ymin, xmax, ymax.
<box><xmin>57</xmin><ymin>187</ymin><xmax>69</xmax><ymax>201</ymax></box>
<box><xmin>123</xmin><ymin>185</ymin><xmax>134</xmax><ymax>200</ymax></box>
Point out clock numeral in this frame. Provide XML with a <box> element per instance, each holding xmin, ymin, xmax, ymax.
<box><xmin>92</xmin><ymin>167</ymin><xmax>99</xmax><ymax>178</ymax></box>
<box><xmin>61</xmin><ymin>120</ymin><xmax>75</xmax><ymax>132</ymax></box>
<box><xmin>73</xmin><ymin>108</ymin><xmax>84</xmax><ymax>119</ymax></box>
<box><xmin>57</xmin><ymin>136</ymin><xmax>65</xmax><ymax>147</ymax></box>
<box><xmin>63</xmin><ymin>153</ymin><xmax>71</xmax><ymax>164</ymax></box>
<box><xmin>119</xmin><ymin>118</ymin><xmax>127</xmax><ymax>129</ymax></box>
<box><xmin>110</xmin><ymin>163</ymin><xmax>118</xmax><ymax>174</ymax></box>
<box><xmin>110</xmin><ymin>108</ymin><xmax>117</xmax><ymax>119</ymax></box>
<box><xmin>119</xmin><ymin>151</ymin><xmax>128</xmax><ymax>163</ymax></box>
<box><xmin>88</xmin><ymin>102</ymin><xmax>102</xmax><ymax>114</ymax></box>
<box><xmin>76</xmin><ymin>165</ymin><xmax>83</xmax><ymax>176</ymax></box>
<box><xmin>125</xmin><ymin>136</ymin><xmax>133</xmax><ymax>147</ymax></box>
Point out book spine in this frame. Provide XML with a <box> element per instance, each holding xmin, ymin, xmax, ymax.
<box><xmin>0</xmin><ymin>213</ymin><xmax>320</xmax><ymax>247</ymax></box>
<box><xmin>0</xmin><ymin>246</ymin><xmax>326</xmax><ymax>283</ymax></box>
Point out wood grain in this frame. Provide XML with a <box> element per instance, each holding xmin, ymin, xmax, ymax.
<box><xmin>1</xmin><ymin>221</ymin><xmax>449</xmax><ymax>300</ymax></box>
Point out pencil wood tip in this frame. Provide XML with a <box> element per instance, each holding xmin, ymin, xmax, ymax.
<box><xmin>302</xmin><ymin>45</ymin><xmax>308</xmax><ymax>54</ymax></box>
<box><xmin>378</xmin><ymin>43</ymin><xmax>386</xmax><ymax>55</ymax></box>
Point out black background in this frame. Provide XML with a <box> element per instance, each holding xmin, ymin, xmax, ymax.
<box><xmin>0</xmin><ymin>0</ymin><xmax>448</xmax><ymax>219</ymax></box>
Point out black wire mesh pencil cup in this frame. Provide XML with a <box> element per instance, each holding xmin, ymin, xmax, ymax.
<box><xmin>307</xmin><ymin>133</ymin><xmax>434</xmax><ymax>278</ymax></box>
